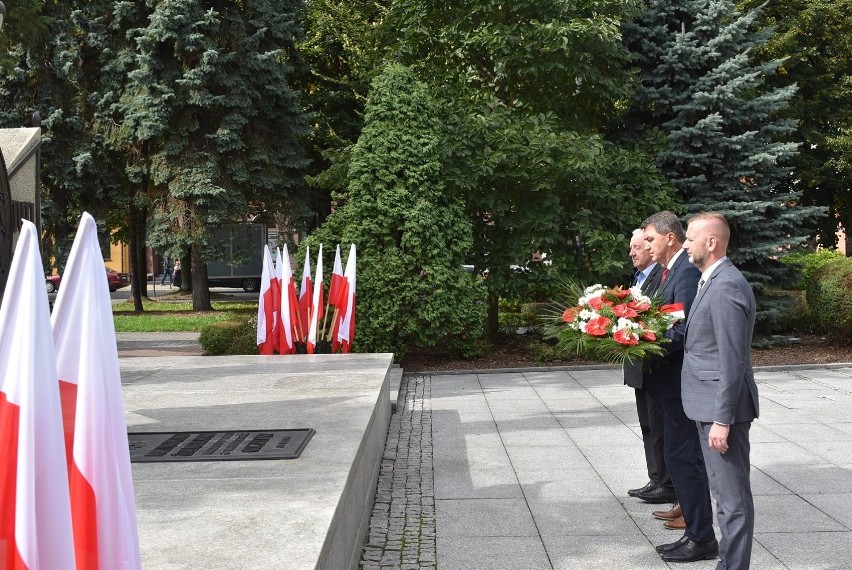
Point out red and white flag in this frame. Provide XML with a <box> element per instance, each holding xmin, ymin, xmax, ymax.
<box><xmin>306</xmin><ymin>244</ymin><xmax>324</xmax><ymax>354</ymax></box>
<box><xmin>256</xmin><ymin>245</ymin><xmax>279</xmax><ymax>355</ymax></box>
<box><xmin>328</xmin><ymin>245</ymin><xmax>346</xmax><ymax>308</ymax></box>
<box><xmin>337</xmin><ymin>244</ymin><xmax>357</xmax><ymax>353</ymax></box>
<box><xmin>276</xmin><ymin>247</ymin><xmax>298</xmax><ymax>354</ymax></box>
<box><xmin>298</xmin><ymin>245</ymin><xmax>312</xmax><ymax>341</ymax></box>
<box><xmin>51</xmin><ymin>212</ymin><xmax>142</xmax><ymax>569</ymax></box>
<box><xmin>0</xmin><ymin>220</ymin><xmax>75</xmax><ymax>570</ymax></box>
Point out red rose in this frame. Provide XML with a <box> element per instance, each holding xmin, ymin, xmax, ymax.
<box><xmin>612</xmin><ymin>304</ymin><xmax>639</xmax><ymax>318</ymax></box>
<box><xmin>588</xmin><ymin>296</ymin><xmax>613</xmax><ymax>310</ymax></box>
<box><xmin>583</xmin><ymin>316</ymin><xmax>612</xmax><ymax>336</ymax></box>
<box><xmin>614</xmin><ymin>329</ymin><xmax>639</xmax><ymax>345</ymax></box>
<box><xmin>562</xmin><ymin>306</ymin><xmax>581</xmax><ymax>322</ymax></box>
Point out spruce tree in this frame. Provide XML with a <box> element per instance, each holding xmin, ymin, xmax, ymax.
<box><xmin>621</xmin><ymin>0</ymin><xmax>825</xmax><ymax>329</ymax></box>
<box><xmin>122</xmin><ymin>0</ymin><xmax>310</xmax><ymax>310</ymax></box>
<box><xmin>308</xmin><ymin>64</ymin><xmax>486</xmax><ymax>357</ymax></box>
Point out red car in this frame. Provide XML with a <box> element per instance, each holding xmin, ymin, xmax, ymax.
<box><xmin>45</xmin><ymin>268</ymin><xmax>131</xmax><ymax>293</ymax></box>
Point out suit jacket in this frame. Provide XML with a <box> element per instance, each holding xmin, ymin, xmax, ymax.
<box><xmin>637</xmin><ymin>251</ymin><xmax>700</xmax><ymax>398</ymax></box>
<box><xmin>681</xmin><ymin>259</ymin><xmax>759</xmax><ymax>424</ymax></box>
<box><xmin>623</xmin><ymin>258</ymin><xmax>697</xmax><ymax>395</ymax></box>
<box><xmin>624</xmin><ymin>263</ymin><xmax>663</xmax><ymax>389</ymax></box>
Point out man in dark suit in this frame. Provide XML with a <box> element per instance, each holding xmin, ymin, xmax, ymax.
<box><xmin>641</xmin><ymin>211</ymin><xmax>717</xmax><ymax>563</ymax></box>
<box><xmin>624</xmin><ymin>229</ymin><xmax>670</xmax><ymax>502</ymax></box>
<box><xmin>682</xmin><ymin>212</ymin><xmax>760</xmax><ymax>569</ymax></box>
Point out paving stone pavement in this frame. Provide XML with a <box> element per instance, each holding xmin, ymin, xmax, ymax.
<box><xmin>363</xmin><ymin>364</ymin><xmax>852</xmax><ymax>570</ymax></box>
<box><xmin>361</xmin><ymin>374</ymin><xmax>437</xmax><ymax>570</ymax></box>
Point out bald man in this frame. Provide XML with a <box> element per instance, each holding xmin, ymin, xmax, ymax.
<box><xmin>682</xmin><ymin>212</ymin><xmax>760</xmax><ymax>570</ymax></box>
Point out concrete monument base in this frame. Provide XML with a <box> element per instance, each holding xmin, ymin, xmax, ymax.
<box><xmin>121</xmin><ymin>353</ymin><xmax>394</xmax><ymax>569</ymax></box>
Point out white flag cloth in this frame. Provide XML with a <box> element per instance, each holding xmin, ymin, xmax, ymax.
<box><xmin>298</xmin><ymin>245</ymin><xmax>312</xmax><ymax>340</ymax></box>
<box><xmin>277</xmin><ymin>246</ymin><xmax>297</xmax><ymax>354</ymax></box>
<box><xmin>307</xmin><ymin>244</ymin><xmax>324</xmax><ymax>354</ymax></box>
<box><xmin>51</xmin><ymin>212</ymin><xmax>142</xmax><ymax>569</ymax></box>
<box><xmin>0</xmin><ymin>220</ymin><xmax>75</xmax><ymax>569</ymax></box>
<box><xmin>337</xmin><ymin>244</ymin><xmax>357</xmax><ymax>352</ymax></box>
<box><xmin>256</xmin><ymin>245</ymin><xmax>278</xmax><ymax>354</ymax></box>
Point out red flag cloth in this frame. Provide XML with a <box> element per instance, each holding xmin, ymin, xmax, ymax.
<box><xmin>276</xmin><ymin>246</ymin><xmax>297</xmax><ymax>354</ymax></box>
<box><xmin>298</xmin><ymin>245</ymin><xmax>312</xmax><ymax>341</ymax></box>
<box><xmin>257</xmin><ymin>245</ymin><xmax>278</xmax><ymax>354</ymax></box>
<box><xmin>0</xmin><ymin>220</ymin><xmax>75</xmax><ymax>570</ymax></box>
<box><xmin>307</xmin><ymin>244</ymin><xmax>324</xmax><ymax>354</ymax></box>
<box><xmin>328</xmin><ymin>244</ymin><xmax>346</xmax><ymax>308</ymax></box>
<box><xmin>51</xmin><ymin>212</ymin><xmax>142</xmax><ymax>569</ymax></box>
<box><xmin>337</xmin><ymin>244</ymin><xmax>357</xmax><ymax>353</ymax></box>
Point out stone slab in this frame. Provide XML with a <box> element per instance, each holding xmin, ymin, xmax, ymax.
<box><xmin>123</xmin><ymin>353</ymin><xmax>393</xmax><ymax>570</ymax></box>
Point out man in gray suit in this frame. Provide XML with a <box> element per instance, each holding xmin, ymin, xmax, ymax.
<box><xmin>682</xmin><ymin>212</ymin><xmax>760</xmax><ymax>570</ymax></box>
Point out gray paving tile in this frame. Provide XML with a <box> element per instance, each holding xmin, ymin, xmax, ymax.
<box><xmin>436</xmin><ymin>536</ymin><xmax>550</xmax><ymax>570</ymax></box>
<box><xmin>499</xmin><ymin>427</ymin><xmax>573</xmax><ymax>448</ymax></box>
<box><xmin>542</xmin><ymin>533</ymin><xmax>674</xmax><ymax>570</ymax></box>
<box><xmin>434</xmin><ymin>467</ymin><xmax>522</xmax><ymax>500</ymax></box>
<box><xmin>505</xmin><ymin>444</ymin><xmax>587</xmax><ymax>471</ymax></box>
<box><xmin>802</xmin><ymin>492</ymin><xmax>852</xmax><ymax>529</ymax></box>
<box><xmin>435</xmin><ymin>498</ymin><xmax>538</xmax><ymax>537</ymax></box>
<box><xmin>754</xmin><ymin>494</ymin><xmax>848</xmax><ymax>532</ymax></box>
<box><xmin>755</xmin><ymin>531</ymin><xmax>852</xmax><ymax>569</ymax></box>
<box><xmin>527</xmin><ymin>495</ymin><xmax>637</xmax><ymax>537</ymax></box>
<box><xmin>755</xmin><ymin>462</ymin><xmax>852</xmax><ymax>495</ymax></box>
<box><xmin>514</xmin><ymin>468</ymin><xmax>613</xmax><ymax>499</ymax></box>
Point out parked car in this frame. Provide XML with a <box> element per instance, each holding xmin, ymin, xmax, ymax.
<box><xmin>45</xmin><ymin>268</ymin><xmax>131</xmax><ymax>293</ymax></box>
<box><xmin>45</xmin><ymin>274</ymin><xmax>61</xmax><ymax>293</ymax></box>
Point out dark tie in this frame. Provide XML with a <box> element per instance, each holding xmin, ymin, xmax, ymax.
<box><xmin>660</xmin><ymin>268</ymin><xmax>670</xmax><ymax>284</ymax></box>
<box><xmin>698</xmin><ymin>279</ymin><xmax>705</xmax><ymax>294</ymax></box>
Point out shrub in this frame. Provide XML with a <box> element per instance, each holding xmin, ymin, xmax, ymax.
<box><xmin>303</xmin><ymin>64</ymin><xmax>486</xmax><ymax>359</ymax></box>
<box><xmin>781</xmin><ymin>249</ymin><xmax>846</xmax><ymax>290</ymax></box>
<box><xmin>199</xmin><ymin>318</ymin><xmax>258</xmax><ymax>355</ymax></box>
<box><xmin>806</xmin><ymin>257</ymin><xmax>852</xmax><ymax>344</ymax></box>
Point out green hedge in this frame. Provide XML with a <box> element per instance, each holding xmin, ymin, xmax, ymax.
<box><xmin>782</xmin><ymin>249</ymin><xmax>846</xmax><ymax>290</ymax></box>
<box><xmin>199</xmin><ymin>318</ymin><xmax>258</xmax><ymax>355</ymax></box>
<box><xmin>806</xmin><ymin>257</ymin><xmax>852</xmax><ymax>344</ymax></box>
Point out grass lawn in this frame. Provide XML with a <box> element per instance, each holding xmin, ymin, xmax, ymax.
<box><xmin>112</xmin><ymin>298</ymin><xmax>257</xmax><ymax>332</ymax></box>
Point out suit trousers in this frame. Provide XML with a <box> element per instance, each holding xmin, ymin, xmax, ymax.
<box><xmin>663</xmin><ymin>397</ymin><xmax>714</xmax><ymax>544</ymax></box>
<box><xmin>634</xmin><ymin>388</ymin><xmax>671</xmax><ymax>489</ymax></box>
<box><xmin>697</xmin><ymin>421</ymin><xmax>754</xmax><ymax>570</ymax></box>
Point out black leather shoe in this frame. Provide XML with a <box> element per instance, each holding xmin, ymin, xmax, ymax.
<box><xmin>636</xmin><ymin>485</ymin><xmax>678</xmax><ymax>504</ymax></box>
<box><xmin>660</xmin><ymin>538</ymin><xmax>719</xmax><ymax>563</ymax></box>
<box><xmin>628</xmin><ymin>481</ymin><xmax>655</xmax><ymax>497</ymax></box>
<box><xmin>655</xmin><ymin>535</ymin><xmax>688</xmax><ymax>554</ymax></box>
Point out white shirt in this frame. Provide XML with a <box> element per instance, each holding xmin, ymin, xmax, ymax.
<box><xmin>699</xmin><ymin>256</ymin><xmax>728</xmax><ymax>292</ymax></box>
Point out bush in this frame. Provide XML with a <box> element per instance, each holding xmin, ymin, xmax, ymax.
<box><xmin>806</xmin><ymin>257</ymin><xmax>852</xmax><ymax>344</ymax></box>
<box><xmin>765</xmin><ymin>290</ymin><xmax>812</xmax><ymax>334</ymax></box>
<box><xmin>199</xmin><ymin>318</ymin><xmax>258</xmax><ymax>355</ymax></box>
<box><xmin>782</xmin><ymin>249</ymin><xmax>846</xmax><ymax>290</ymax></box>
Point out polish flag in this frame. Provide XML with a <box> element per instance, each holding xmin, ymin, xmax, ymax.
<box><xmin>337</xmin><ymin>244</ymin><xmax>357</xmax><ymax>353</ymax></box>
<box><xmin>256</xmin><ymin>245</ymin><xmax>279</xmax><ymax>355</ymax></box>
<box><xmin>276</xmin><ymin>247</ymin><xmax>298</xmax><ymax>354</ymax></box>
<box><xmin>306</xmin><ymin>244</ymin><xmax>324</xmax><ymax>354</ymax></box>
<box><xmin>0</xmin><ymin>220</ymin><xmax>75</xmax><ymax>570</ymax></box>
<box><xmin>51</xmin><ymin>212</ymin><xmax>142</xmax><ymax>569</ymax></box>
<box><xmin>298</xmin><ymin>245</ymin><xmax>312</xmax><ymax>340</ymax></box>
<box><xmin>328</xmin><ymin>245</ymin><xmax>346</xmax><ymax>308</ymax></box>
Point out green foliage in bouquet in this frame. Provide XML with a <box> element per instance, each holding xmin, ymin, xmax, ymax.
<box><xmin>543</xmin><ymin>280</ymin><xmax>682</xmax><ymax>364</ymax></box>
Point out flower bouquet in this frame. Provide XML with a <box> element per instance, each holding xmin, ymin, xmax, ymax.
<box><xmin>544</xmin><ymin>282</ymin><xmax>684</xmax><ymax>365</ymax></box>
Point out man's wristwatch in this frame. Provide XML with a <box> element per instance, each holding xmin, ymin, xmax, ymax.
<box><xmin>713</xmin><ymin>421</ymin><xmax>729</xmax><ymax>427</ymax></box>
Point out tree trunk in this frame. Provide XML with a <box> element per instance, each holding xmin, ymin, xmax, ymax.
<box><xmin>128</xmin><ymin>199</ymin><xmax>146</xmax><ymax>312</ymax></box>
<box><xmin>484</xmin><ymin>292</ymin><xmax>499</xmax><ymax>341</ymax></box>
<box><xmin>191</xmin><ymin>243</ymin><xmax>212</xmax><ymax>311</ymax></box>
<box><xmin>179</xmin><ymin>252</ymin><xmax>191</xmax><ymax>292</ymax></box>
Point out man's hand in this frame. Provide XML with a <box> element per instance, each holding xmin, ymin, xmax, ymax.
<box><xmin>709</xmin><ymin>423</ymin><xmax>730</xmax><ymax>454</ymax></box>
